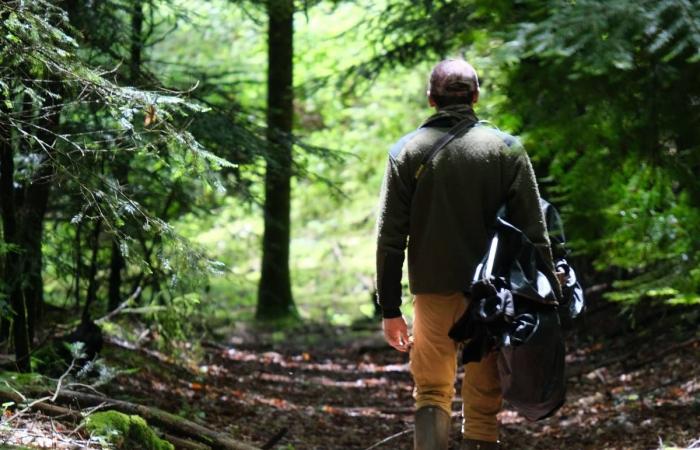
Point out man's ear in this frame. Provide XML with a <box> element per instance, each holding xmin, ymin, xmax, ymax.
<box><xmin>428</xmin><ymin>93</ymin><xmax>437</xmax><ymax>108</ymax></box>
<box><xmin>472</xmin><ymin>90</ymin><xmax>480</xmax><ymax>105</ymax></box>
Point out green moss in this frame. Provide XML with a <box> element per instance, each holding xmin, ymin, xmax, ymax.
<box><xmin>0</xmin><ymin>371</ymin><xmax>52</xmax><ymax>390</ymax></box>
<box><xmin>84</xmin><ymin>411</ymin><xmax>174</xmax><ymax>450</ymax></box>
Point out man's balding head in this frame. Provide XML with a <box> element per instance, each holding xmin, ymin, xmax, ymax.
<box><xmin>427</xmin><ymin>59</ymin><xmax>479</xmax><ymax>108</ymax></box>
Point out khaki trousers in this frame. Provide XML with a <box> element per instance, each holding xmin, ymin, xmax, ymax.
<box><xmin>410</xmin><ymin>292</ymin><xmax>502</xmax><ymax>442</ymax></box>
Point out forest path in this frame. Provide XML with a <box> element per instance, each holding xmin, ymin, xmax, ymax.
<box><xmin>104</xmin><ymin>303</ymin><xmax>700</xmax><ymax>450</ymax></box>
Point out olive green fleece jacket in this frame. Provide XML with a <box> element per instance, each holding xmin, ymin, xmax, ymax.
<box><xmin>375</xmin><ymin>105</ymin><xmax>556</xmax><ymax>319</ymax></box>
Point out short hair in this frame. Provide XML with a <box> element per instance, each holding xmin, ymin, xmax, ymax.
<box><xmin>428</xmin><ymin>59</ymin><xmax>479</xmax><ymax>108</ymax></box>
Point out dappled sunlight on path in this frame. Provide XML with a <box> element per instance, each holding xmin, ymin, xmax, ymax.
<box><xmin>100</xmin><ymin>317</ymin><xmax>700</xmax><ymax>450</ymax></box>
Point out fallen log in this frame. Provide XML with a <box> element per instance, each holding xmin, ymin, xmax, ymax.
<box><xmin>9</xmin><ymin>387</ymin><xmax>260</xmax><ymax>450</ymax></box>
<box><xmin>0</xmin><ymin>388</ymin><xmax>218</xmax><ymax>450</ymax></box>
<box><xmin>0</xmin><ymin>388</ymin><xmax>82</xmax><ymax>421</ymax></box>
<box><xmin>62</xmin><ymin>388</ymin><xmax>259</xmax><ymax>450</ymax></box>
<box><xmin>161</xmin><ymin>432</ymin><xmax>213</xmax><ymax>450</ymax></box>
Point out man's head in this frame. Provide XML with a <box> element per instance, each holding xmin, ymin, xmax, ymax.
<box><xmin>427</xmin><ymin>59</ymin><xmax>479</xmax><ymax>109</ymax></box>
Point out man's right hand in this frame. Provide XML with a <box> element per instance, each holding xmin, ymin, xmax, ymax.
<box><xmin>556</xmin><ymin>268</ymin><xmax>569</xmax><ymax>287</ymax></box>
<box><xmin>383</xmin><ymin>316</ymin><xmax>410</xmax><ymax>352</ymax></box>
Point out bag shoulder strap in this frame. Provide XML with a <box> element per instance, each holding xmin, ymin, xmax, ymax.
<box><xmin>414</xmin><ymin>118</ymin><xmax>479</xmax><ymax>179</ymax></box>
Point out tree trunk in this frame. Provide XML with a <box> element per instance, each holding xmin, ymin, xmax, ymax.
<box><xmin>108</xmin><ymin>0</ymin><xmax>142</xmax><ymax>312</ymax></box>
<box><xmin>19</xmin><ymin>171</ymin><xmax>52</xmax><ymax>343</ymax></box>
<box><xmin>108</xmin><ymin>240</ymin><xmax>125</xmax><ymax>311</ymax></box>
<box><xmin>257</xmin><ymin>0</ymin><xmax>296</xmax><ymax>320</ymax></box>
<box><xmin>74</xmin><ymin>221</ymin><xmax>82</xmax><ymax>312</ymax></box>
<box><xmin>84</xmin><ymin>219</ymin><xmax>102</xmax><ymax>321</ymax></box>
<box><xmin>17</xmin><ymin>78</ymin><xmax>60</xmax><ymax>343</ymax></box>
<box><xmin>0</xmin><ymin>96</ymin><xmax>31</xmax><ymax>372</ymax></box>
<box><xmin>130</xmin><ymin>0</ymin><xmax>143</xmax><ymax>83</ymax></box>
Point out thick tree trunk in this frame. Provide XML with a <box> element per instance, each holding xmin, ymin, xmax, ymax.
<box><xmin>257</xmin><ymin>0</ymin><xmax>296</xmax><ymax>320</ymax></box>
<box><xmin>0</xmin><ymin>98</ymin><xmax>31</xmax><ymax>372</ymax></box>
<box><xmin>18</xmin><ymin>79</ymin><xmax>60</xmax><ymax>343</ymax></box>
<box><xmin>19</xmin><ymin>174</ymin><xmax>51</xmax><ymax>343</ymax></box>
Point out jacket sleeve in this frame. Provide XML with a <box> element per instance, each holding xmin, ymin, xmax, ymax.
<box><xmin>504</xmin><ymin>144</ymin><xmax>562</xmax><ymax>299</ymax></box>
<box><xmin>375</xmin><ymin>155</ymin><xmax>411</xmax><ymax>318</ymax></box>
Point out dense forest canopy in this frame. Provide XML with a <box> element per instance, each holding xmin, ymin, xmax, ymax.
<box><xmin>1</xmin><ymin>0</ymin><xmax>699</xmax><ymax>448</ymax></box>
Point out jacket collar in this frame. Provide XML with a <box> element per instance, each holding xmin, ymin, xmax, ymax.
<box><xmin>420</xmin><ymin>104</ymin><xmax>479</xmax><ymax>129</ymax></box>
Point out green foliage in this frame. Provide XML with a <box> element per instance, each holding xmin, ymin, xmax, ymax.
<box><xmin>4</xmin><ymin>0</ymin><xmax>698</xmax><ymax>345</ymax></box>
<box><xmin>499</xmin><ymin>0</ymin><xmax>700</xmax><ymax>300</ymax></box>
<box><xmin>359</xmin><ymin>0</ymin><xmax>700</xmax><ymax>305</ymax></box>
<box><xmin>164</xmin><ymin>1</ymin><xmax>429</xmax><ymax>325</ymax></box>
<box><xmin>0</xmin><ymin>0</ymin><xmax>266</xmax><ymax>346</ymax></box>
<box><xmin>0</xmin><ymin>371</ymin><xmax>52</xmax><ymax>391</ymax></box>
<box><xmin>84</xmin><ymin>411</ymin><xmax>174</xmax><ymax>450</ymax></box>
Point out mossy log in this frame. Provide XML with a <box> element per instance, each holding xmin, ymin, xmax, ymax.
<box><xmin>84</xmin><ymin>411</ymin><xmax>174</xmax><ymax>450</ymax></box>
<box><xmin>0</xmin><ymin>387</ymin><xmax>259</xmax><ymax>450</ymax></box>
<box><xmin>0</xmin><ymin>388</ymin><xmax>211</xmax><ymax>450</ymax></box>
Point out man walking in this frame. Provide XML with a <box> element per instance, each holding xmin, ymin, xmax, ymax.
<box><xmin>375</xmin><ymin>59</ymin><xmax>556</xmax><ymax>450</ymax></box>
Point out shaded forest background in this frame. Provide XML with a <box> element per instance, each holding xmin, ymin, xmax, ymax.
<box><xmin>0</xmin><ymin>0</ymin><xmax>699</xmax><ymax>449</ymax></box>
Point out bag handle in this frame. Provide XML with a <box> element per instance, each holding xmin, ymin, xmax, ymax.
<box><xmin>414</xmin><ymin>118</ymin><xmax>478</xmax><ymax>179</ymax></box>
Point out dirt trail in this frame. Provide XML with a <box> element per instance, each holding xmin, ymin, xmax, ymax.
<box><xmin>106</xmin><ymin>307</ymin><xmax>700</xmax><ymax>450</ymax></box>
<box><xmin>4</xmin><ymin>302</ymin><xmax>698</xmax><ymax>450</ymax></box>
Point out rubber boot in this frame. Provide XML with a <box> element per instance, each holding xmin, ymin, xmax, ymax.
<box><xmin>461</xmin><ymin>438</ymin><xmax>500</xmax><ymax>449</ymax></box>
<box><xmin>414</xmin><ymin>406</ymin><xmax>451</xmax><ymax>450</ymax></box>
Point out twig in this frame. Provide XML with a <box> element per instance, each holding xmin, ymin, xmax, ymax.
<box><xmin>64</xmin><ymin>382</ymin><xmax>106</xmax><ymax>397</ymax></box>
<box><xmin>363</xmin><ymin>428</ymin><xmax>412</xmax><ymax>450</ymax></box>
<box><xmin>4</xmin><ymin>395</ymin><xmax>54</xmax><ymax>424</ymax></box>
<box><xmin>69</xmin><ymin>421</ymin><xmax>86</xmax><ymax>438</ymax></box>
<box><xmin>52</xmin><ymin>358</ymin><xmax>76</xmax><ymax>402</ymax></box>
<box><xmin>1</xmin><ymin>379</ymin><xmax>27</xmax><ymax>402</ymax></box>
<box><xmin>95</xmin><ymin>285</ymin><xmax>143</xmax><ymax>324</ymax></box>
<box><xmin>0</xmin><ymin>389</ymin><xmax>82</xmax><ymax>423</ymax></box>
<box><xmin>3</xmin><ymin>353</ymin><xmax>80</xmax><ymax>424</ymax></box>
<box><xmin>82</xmin><ymin>401</ymin><xmax>110</xmax><ymax>416</ymax></box>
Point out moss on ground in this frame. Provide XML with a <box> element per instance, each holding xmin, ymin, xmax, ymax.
<box><xmin>0</xmin><ymin>371</ymin><xmax>52</xmax><ymax>391</ymax></box>
<box><xmin>84</xmin><ymin>410</ymin><xmax>174</xmax><ymax>450</ymax></box>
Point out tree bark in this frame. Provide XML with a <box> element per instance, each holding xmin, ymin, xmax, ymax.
<box><xmin>18</xmin><ymin>172</ymin><xmax>51</xmax><ymax>343</ymax></box>
<box><xmin>257</xmin><ymin>0</ymin><xmax>296</xmax><ymax>320</ymax></box>
<box><xmin>108</xmin><ymin>240</ymin><xmax>125</xmax><ymax>311</ymax></box>
<box><xmin>108</xmin><ymin>0</ymin><xmax>143</xmax><ymax>312</ymax></box>
<box><xmin>0</xmin><ymin>95</ymin><xmax>31</xmax><ymax>372</ymax></box>
<box><xmin>84</xmin><ymin>219</ymin><xmax>102</xmax><ymax>321</ymax></box>
<box><xmin>17</xmin><ymin>77</ymin><xmax>60</xmax><ymax>343</ymax></box>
